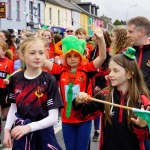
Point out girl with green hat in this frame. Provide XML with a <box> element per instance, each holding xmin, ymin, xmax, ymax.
<box><xmin>44</xmin><ymin>25</ymin><xmax>106</xmax><ymax>150</ymax></box>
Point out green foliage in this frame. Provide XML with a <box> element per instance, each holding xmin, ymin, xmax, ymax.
<box><xmin>113</xmin><ymin>19</ymin><xmax>126</xmax><ymax>25</ymax></box>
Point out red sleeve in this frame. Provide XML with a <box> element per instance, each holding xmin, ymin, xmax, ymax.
<box><xmin>80</xmin><ymin>61</ymin><xmax>97</xmax><ymax>72</ymax></box>
<box><xmin>9</xmin><ymin>46</ymin><xmax>18</xmax><ymax>61</ymax></box>
<box><xmin>7</xmin><ymin>58</ymin><xmax>14</xmax><ymax>74</ymax></box>
<box><xmin>133</xmin><ymin>125</ymin><xmax>149</xmax><ymax>141</ymax></box>
<box><xmin>133</xmin><ymin>95</ymin><xmax>150</xmax><ymax>141</ymax></box>
<box><xmin>140</xmin><ymin>95</ymin><xmax>150</xmax><ymax>106</ymax></box>
<box><xmin>51</xmin><ymin>63</ymin><xmax>65</xmax><ymax>74</ymax></box>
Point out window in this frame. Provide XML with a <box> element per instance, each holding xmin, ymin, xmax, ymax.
<box><xmin>7</xmin><ymin>0</ymin><xmax>12</xmax><ymax>19</ymax></box>
<box><xmin>58</xmin><ymin>10</ymin><xmax>60</xmax><ymax>26</ymax></box>
<box><xmin>38</xmin><ymin>3</ymin><xmax>40</xmax><ymax>23</ymax></box>
<box><xmin>49</xmin><ymin>8</ymin><xmax>51</xmax><ymax>24</ymax></box>
<box><xmin>16</xmin><ymin>0</ymin><xmax>20</xmax><ymax>20</ymax></box>
<box><xmin>29</xmin><ymin>1</ymin><xmax>33</xmax><ymax>21</ymax></box>
<box><xmin>65</xmin><ymin>12</ymin><xmax>67</xmax><ymax>26</ymax></box>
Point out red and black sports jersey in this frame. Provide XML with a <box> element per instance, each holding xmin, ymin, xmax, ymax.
<box><xmin>8</xmin><ymin>71</ymin><xmax>64</xmax><ymax>121</ymax></box>
<box><xmin>51</xmin><ymin>61</ymin><xmax>97</xmax><ymax>123</ymax></box>
<box><xmin>0</xmin><ymin>57</ymin><xmax>14</xmax><ymax>88</ymax></box>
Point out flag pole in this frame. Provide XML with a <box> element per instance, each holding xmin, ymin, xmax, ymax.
<box><xmin>89</xmin><ymin>97</ymin><xmax>133</xmax><ymax>110</ymax></box>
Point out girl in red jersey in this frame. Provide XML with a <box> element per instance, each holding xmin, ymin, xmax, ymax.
<box><xmin>44</xmin><ymin>25</ymin><xmax>106</xmax><ymax>150</ymax></box>
<box><xmin>40</xmin><ymin>29</ymin><xmax>58</xmax><ymax>62</ymax></box>
<box><xmin>0</xmin><ymin>30</ymin><xmax>18</xmax><ymax>61</ymax></box>
<box><xmin>0</xmin><ymin>41</ymin><xmax>14</xmax><ymax>119</ymax></box>
<box><xmin>3</xmin><ymin>37</ymin><xmax>63</xmax><ymax>150</ymax></box>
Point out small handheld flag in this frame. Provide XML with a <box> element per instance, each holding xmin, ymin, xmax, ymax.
<box><xmin>6</xmin><ymin>68</ymin><xmax>22</xmax><ymax>80</ymax></box>
<box><xmin>89</xmin><ymin>97</ymin><xmax>150</xmax><ymax>130</ymax></box>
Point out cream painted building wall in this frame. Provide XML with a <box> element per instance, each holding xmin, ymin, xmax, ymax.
<box><xmin>80</xmin><ymin>13</ymin><xmax>88</xmax><ymax>34</ymax></box>
<box><xmin>45</xmin><ymin>3</ymin><xmax>72</xmax><ymax>28</ymax></box>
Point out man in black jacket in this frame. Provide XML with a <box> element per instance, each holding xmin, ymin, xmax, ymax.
<box><xmin>127</xmin><ymin>16</ymin><xmax>150</xmax><ymax>150</ymax></box>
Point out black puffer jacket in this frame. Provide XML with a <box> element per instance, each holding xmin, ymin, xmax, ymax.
<box><xmin>133</xmin><ymin>44</ymin><xmax>150</xmax><ymax>90</ymax></box>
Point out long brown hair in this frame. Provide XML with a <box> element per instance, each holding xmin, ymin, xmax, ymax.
<box><xmin>103</xmin><ymin>54</ymin><xmax>150</xmax><ymax>127</ymax></box>
<box><xmin>0</xmin><ymin>30</ymin><xmax>15</xmax><ymax>47</ymax></box>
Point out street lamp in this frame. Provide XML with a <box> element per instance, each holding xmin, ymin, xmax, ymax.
<box><xmin>126</xmin><ymin>4</ymin><xmax>137</xmax><ymax>24</ymax></box>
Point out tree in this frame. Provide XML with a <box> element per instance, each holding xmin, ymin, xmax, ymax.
<box><xmin>113</xmin><ymin>19</ymin><xmax>126</xmax><ymax>25</ymax></box>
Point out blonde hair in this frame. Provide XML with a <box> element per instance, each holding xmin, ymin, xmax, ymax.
<box><xmin>0</xmin><ymin>40</ymin><xmax>13</xmax><ymax>60</ymax></box>
<box><xmin>110</xmin><ymin>27</ymin><xmax>131</xmax><ymax>56</ymax></box>
<box><xmin>40</xmin><ymin>29</ymin><xmax>54</xmax><ymax>39</ymax></box>
<box><xmin>19</xmin><ymin>37</ymin><xmax>44</xmax><ymax>55</ymax></box>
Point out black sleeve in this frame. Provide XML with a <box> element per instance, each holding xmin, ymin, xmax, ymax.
<box><xmin>95</xmin><ymin>76</ymin><xmax>107</xmax><ymax>89</ymax></box>
<box><xmin>7</xmin><ymin>76</ymin><xmax>16</xmax><ymax>103</ymax></box>
<box><xmin>47</xmin><ymin>75</ymin><xmax>64</xmax><ymax>110</ymax></box>
<box><xmin>72</xmin><ymin>94</ymin><xmax>105</xmax><ymax>121</ymax></box>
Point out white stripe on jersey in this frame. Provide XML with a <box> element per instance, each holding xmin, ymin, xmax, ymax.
<box><xmin>47</xmin><ymin>99</ymin><xmax>54</xmax><ymax>106</ymax></box>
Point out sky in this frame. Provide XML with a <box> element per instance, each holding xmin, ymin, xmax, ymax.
<box><xmin>81</xmin><ymin>0</ymin><xmax>150</xmax><ymax>23</ymax></box>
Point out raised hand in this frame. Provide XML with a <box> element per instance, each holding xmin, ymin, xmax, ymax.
<box><xmin>90</xmin><ymin>24</ymin><xmax>104</xmax><ymax>38</ymax></box>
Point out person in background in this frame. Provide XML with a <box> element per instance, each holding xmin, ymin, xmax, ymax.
<box><xmin>20</xmin><ymin>32</ymin><xmax>35</xmax><ymax>44</ymax></box>
<box><xmin>75</xmin><ymin>28</ymin><xmax>93</xmax><ymax>59</ymax></box>
<box><xmin>65</xmin><ymin>25</ymin><xmax>75</xmax><ymax>36</ymax></box>
<box><xmin>14</xmin><ymin>32</ymin><xmax>35</xmax><ymax>71</ymax></box>
<box><xmin>90</xmin><ymin>29</ymin><xmax>111</xmax><ymax>142</ymax></box>
<box><xmin>40</xmin><ymin>29</ymin><xmax>57</xmax><ymax>62</ymax></box>
<box><xmin>0</xmin><ymin>41</ymin><xmax>14</xmax><ymax>138</ymax></box>
<box><xmin>127</xmin><ymin>16</ymin><xmax>150</xmax><ymax>150</ymax></box>
<box><xmin>110</xmin><ymin>27</ymin><xmax>131</xmax><ymax>56</ymax></box>
<box><xmin>54</xmin><ymin>34</ymin><xmax>62</xmax><ymax>44</ymax></box>
<box><xmin>11</xmin><ymin>35</ymin><xmax>17</xmax><ymax>49</ymax></box>
<box><xmin>73</xmin><ymin>48</ymin><xmax>150</xmax><ymax>150</ymax></box>
<box><xmin>3</xmin><ymin>37</ymin><xmax>63</xmax><ymax>150</ymax></box>
<box><xmin>0</xmin><ymin>30</ymin><xmax>17</xmax><ymax>61</ymax></box>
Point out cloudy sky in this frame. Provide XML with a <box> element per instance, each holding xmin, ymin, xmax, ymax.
<box><xmin>81</xmin><ymin>0</ymin><xmax>150</xmax><ymax>23</ymax></box>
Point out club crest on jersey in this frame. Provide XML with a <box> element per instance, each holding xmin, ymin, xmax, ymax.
<box><xmin>35</xmin><ymin>86</ymin><xmax>44</xmax><ymax>98</ymax></box>
<box><xmin>78</xmin><ymin>75</ymin><xmax>84</xmax><ymax>82</ymax></box>
<box><xmin>146</xmin><ymin>60</ymin><xmax>150</xmax><ymax>67</ymax></box>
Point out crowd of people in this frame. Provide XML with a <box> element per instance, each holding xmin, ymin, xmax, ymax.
<box><xmin>0</xmin><ymin>16</ymin><xmax>150</xmax><ymax>150</ymax></box>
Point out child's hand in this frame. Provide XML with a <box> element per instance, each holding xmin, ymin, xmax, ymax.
<box><xmin>131</xmin><ymin>105</ymin><xmax>150</xmax><ymax>127</ymax></box>
<box><xmin>76</xmin><ymin>92</ymin><xmax>90</xmax><ymax>104</ymax></box>
<box><xmin>91</xmin><ymin>24</ymin><xmax>104</xmax><ymax>39</ymax></box>
<box><xmin>3</xmin><ymin>79</ymin><xmax>10</xmax><ymax>85</ymax></box>
<box><xmin>3</xmin><ymin>129</ymin><xmax>12</xmax><ymax>148</ymax></box>
<box><xmin>11</xmin><ymin>125</ymin><xmax>31</xmax><ymax>140</ymax></box>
